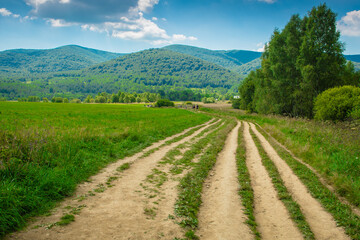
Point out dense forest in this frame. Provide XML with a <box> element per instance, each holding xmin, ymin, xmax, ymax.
<box><xmin>0</xmin><ymin>45</ymin><xmax>122</xmax><ymax>75</ymax></box>
<box><xmin>0</xmin><ymin>49</ymin><xmax>241</xmax><ymax>101</ymax></box>
<box><xmin>237</xmin><ymin>4</ymin><xmax>360</xmax><ymax>119</ymax></box>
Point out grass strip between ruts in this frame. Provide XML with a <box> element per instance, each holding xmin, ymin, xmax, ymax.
<box><xmin>236</xmin><ymin>123</ymin><xmax>261</xmax><ymax>239</ymax></box>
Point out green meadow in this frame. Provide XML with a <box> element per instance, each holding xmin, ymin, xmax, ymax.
<box><xmin>0</xmin><ymin>102</ymin><xmax>210</xmax><ymax>236</ymax></box>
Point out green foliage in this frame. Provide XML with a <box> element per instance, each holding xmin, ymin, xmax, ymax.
<box><xmin>201</xmin><ymin>97</ymin><xmax>216</xmax><ymax>103</ymax></box>
<box><xmin>231</xmin><ymin>98</ymin><xmax>241</xmax><ymax>109</ymax></box>
<box><xmin>57</xmin><ymin>214</ymin><xmax>75</xmax><ymax>226</ymax></box>
<box><xmin>155</xmin><ymin>99</ymin><xmax>174</xmax><ymax>107</ymax></box>
<box><xmin>0</xmin><ymin>45</ymin><xmax>122</xmax><ymax>75</ymax></box>
<box><xmin>0</xmin><ymin>102</ymin><xmax>210</xmax><ymax>237</ymax></box>
<box><xmin>164</xmin><ymin>44</ymin><xmax>261</xmax><ymax>70</ymax></box>
<box><xmin>314</xmin><ymin>85</ymin><xmax>360</xmax><ymax>121</ymax></box>
<box><xmin>239</xmin><ymin>4</ymin><xmax>359</xmax><ymax>118</ymax></box>
<box><xmin>70</xmin><ymin>98</ymin><xmax>81</xmax><ymax>103</ymax></box>
<box><xmin>42</xmin><ymin>97</ymin><xmax>48</xmax><ymax>103</ymax></box>
<box><xmin>27</xmin><ymin>96</ymin><xmax>40</xmax><ymax>102</ymax></box>
<box><xmin>52</xmin><ymin>97</ymin><xmax>63</xmax><ymax>103</ymax></box>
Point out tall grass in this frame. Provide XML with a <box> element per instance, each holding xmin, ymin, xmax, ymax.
<box><xmin>0</xmin><ymin>102</ymin><xmax>210</xmax><ymax>237</ymax></box>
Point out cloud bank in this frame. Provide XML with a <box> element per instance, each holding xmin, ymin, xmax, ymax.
<box><xmin>337</xmin><ymin>10</ymin><xmax>360</xmax><ymax>37</ymax></box>
<box><xmin>21</xmin><ymin>0</ymin><xmax>196</xmax><ymax>44</ymax></box>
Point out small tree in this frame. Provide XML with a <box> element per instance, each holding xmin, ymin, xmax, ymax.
<box><xmin>42</xmin><ymin>97</ymin><xmax>49</xmax><ymax>103</ymax></box>
<box><xmin>155</xmin><ymin>99</ymin><xmax>175</xmax><ymax>107</ymax></box>
<box><xmin>70</xmin><ymin>98</ymin><xmax>81</xmax><ymax>103</ymax></box>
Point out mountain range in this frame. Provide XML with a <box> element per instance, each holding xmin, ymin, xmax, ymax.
<box><xmin>0</xmin><ymin>44</ymin><xmax>359</xmax><ymax>100</ymax></box>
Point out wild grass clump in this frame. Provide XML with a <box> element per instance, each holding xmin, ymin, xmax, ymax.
<box><xmin>0</xmin><ymin>102</ymin><xmax>210</xmax><ymax>237</ymax></box>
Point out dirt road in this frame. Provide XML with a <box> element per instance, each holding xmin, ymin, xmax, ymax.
<box><xmin>7</xmin><ymin>119</ymin><xmax>354</xmax><ymax>240</ymax></box>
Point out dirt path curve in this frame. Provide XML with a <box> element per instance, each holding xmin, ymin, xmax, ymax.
<box><xmin>7</xmin><ymin>119</ymin><xmax>216</xmax><ymax>240</ymax></box>
<box><xmin>243</xmin><ymin>122</ymin><xmax>303</xmax><ymax>240</ymax></box>
<box><xmin>250</xmin><ymin>123</ymin><xmax>350</xmax><ymax>240</ymax></box>
<box><xmin>197</xmin><ymin>121</ymin><xmax>253</xmax><ymax>240</ymax></box>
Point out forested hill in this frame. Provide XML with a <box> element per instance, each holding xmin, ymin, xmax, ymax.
<box><xmin>81</xmin><ymin>48</ymin><xmax>242</xmax><ymax>90</ymax></box>
<box><xmin>0</xmin><ymin>45</ymin><xmax>123</xmax><ymax>75</ymax></box>
<box><xmin>163</xmin><ymin>44</ymin><xmax>262</xmax><ymax>70</ymax></box>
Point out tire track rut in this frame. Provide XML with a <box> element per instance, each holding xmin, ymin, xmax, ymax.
<box><xmin>197</xmin><ymin>121</ymin><xmax>253</xmax><ymax>240</ymax></box>
<box><xmin>7</xmin><ymin>120</ymin><xmax>215</xmax><ymax>240</ymax></box>
<box><xmin>250</xmin><ymin>122</ymin><xmax>350</xmax><ymax>240</ymax></box>
<box><xmin>243</xmin><ymin>122</ymin><xmax>303</xmax><ymax>240</ymax></box>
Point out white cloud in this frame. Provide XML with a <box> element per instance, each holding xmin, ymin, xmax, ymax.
<box><xmin>253</xmin><ymin>42</ymin><xmax>265</xmax><ymax>52</ymax></box>
<box><xmin>258</xmin><ymin>0</ymin><xmax>276</xmax><ymax>3</ymax></box>
<box><xmin>0</xmin><ymin>8</ymin><xmax>13</xmax><ymax>17</ymax></box>
<box><xmin>47</xmin><ymin>18</ymin><xmax>75</xmax><ymax>27</ymax></box>
<box><xmin>20</xmin><ymin>0</ymin><xmax>197</xmax><ymax>44</ymax></box>
<box><xmin>137</xmin><ymin>0</ymin><xmax>159</xmax><ymax>12</ymax></box>
<box><xmin>337</xmin><ymin>10</ymin><xmax>360</xmax><ymax>37</ymax></box>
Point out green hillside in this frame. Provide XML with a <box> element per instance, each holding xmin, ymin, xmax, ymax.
<box><xmin>163</xmin><ymin>44</ymin><xmax>261</xmax><ymax>69</ymax></box>
<box><xmin>0</xmin><ymin>45</ymin><xmax>123</xmax><ymax>75</ymax></box>
<box><xmin>0</xmin><ymin>48</ymin><xmax>242</xmax><ymax>100</ymax></box>
<box><xmin>233</xmin><ymin>58</ymin><xmax>262</xmax><ymax>76</ymax></box>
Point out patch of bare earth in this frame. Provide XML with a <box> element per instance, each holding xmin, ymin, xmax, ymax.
<box><xmin>197</xmin><ymin>121</ymin><xmax>253</xmax><ymax>240</ymax></box>
<box><xmin>243</xmin><ymin>122</ymin><xmax>303</xmax><ymax>240</ymax></box>
<box><xmin>7</xmin><ymin>120</ymin><xmax>215</xmax><ymax>240</ymax></box>
<box><xmin>250</xmin><ymin>123</ymin><xmax>350</xmax><ymax>240</ymax></box>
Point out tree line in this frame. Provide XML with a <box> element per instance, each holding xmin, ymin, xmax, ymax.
<box><xmin>237</xmin><ymin>4</ymin><xmax>360</xmax><ymax>119</ymax></box>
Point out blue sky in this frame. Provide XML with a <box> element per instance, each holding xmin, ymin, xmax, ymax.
<box><xmin>0</xmin><ymin>0</ymin><xmax>359</xmax><ymax>54</ymax></box>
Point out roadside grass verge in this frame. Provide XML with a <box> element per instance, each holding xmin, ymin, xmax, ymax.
<box><xmin>249</xmin><ymin>126</ymin><xmax>315</xmax><ymax>240</ymax></box>
<box><xmin>174</xmin><ymin>118</ymin><xmax>236</xmax><ymax>239</ymax></box>
<box><xmin>236</xmin><ymin>123</ymin><xmax>260</xmax><ymax>239</ymax></box>
<box><xmin>254</xmin><ymin>125</ymin><xmax>360</xmax><ymax>239</ymax></box>
<box><xmin>0</xmin><ymin>102</ymin><xmax>210</xmax><ymax>237</ymax></box>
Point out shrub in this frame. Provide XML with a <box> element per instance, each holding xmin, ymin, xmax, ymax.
<box><xmin>0</xmin><ymin>97</ymin><xmax>6</xmax><ymax>102</ymax></box>
<box><xmin>27</xmin><ymin>96</ymin><xmax>40</xmax><ymax>102</ymax></box>
<box><xmin>63</xmin><ymin>98</ymin><xmax>69</xmax><ymax>103</ymax></box>
<box><xmin>155</xmin><ymin>99</ymin><xmax>175</xmax><ymax>107</ymax></box>
<box><xmin>314</xmin><ymin>86</ymin><xmax>360</xmax><ymax>121</ymax></box>
<box><xmin>42</xmin><ymin>97</ymin><xmax>49</xmax><ymax>103</ymax></box>
<box><xmin>232</xmin><ymin>99</ymin><xmax>241</xmax><ymax>109</ymax></box>
<box><xmin>52</xmin><ymin>97</ymin><xmax>64</xmax><ymax>103</ymax></box>
<box><xmin>70</xmin><ymin>98</ymin><xmax>81</xmax><ymax>104</ymax></box>
<box><xmin>202</xmin><ymin>97</ymin><xmax>215</xmax><ymax>104</ymax></box>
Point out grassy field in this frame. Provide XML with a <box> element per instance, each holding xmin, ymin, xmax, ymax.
<box><xmin>0</xmin><ymin>102</ymin><xmax>210</xmax><ymax>237</ymax></box>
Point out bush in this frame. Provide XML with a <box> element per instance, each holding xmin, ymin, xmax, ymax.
<box><xmin>70</xmin><ymin>98</ymin><xmax>81</xmax><ymax>104</ymax></box>
<box><xmin>27</xmin><ymin>96</ymin><xmax>40</xmax><ymax>102</ymax></box>
<box><xmin>314</xmin><ymin>85</ymin><xmax>360</xmax><ymax>121</ymax></box>
<box><xmin>63</xmin><ymin>98</ymin><xmax>69</xmax><ymax>103</ymax></box>
<box><xmin>42</xmin><ymin>97</ymin><xmax>49</xmax><ymax>103</ymax></box>
<box><xmin>52</xmin><ymin>97</ymin><xmax>64</xmax><ymax>103</ymax></box>
<box><xmin>202</xmin><ymin>97</ymin><xmax>215</xmax><ymax>104</ymax></box>
<box><xmin>232</xmin><ymin>99</ymin><xmax>241</xmax><ymax>109</ymax></box>
<box><xmin>155</xmin><ymin>99</ymin><xmax>175</xmax><ymax>107</ymax></box>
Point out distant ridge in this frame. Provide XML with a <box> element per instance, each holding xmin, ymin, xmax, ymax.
<box><xmin>0</xmin><ymin>45</ymin><xmax>123</xmax><ymax>75</ymax></box>
<box><xmin>163</xmin><ymin>44</ymin><xmax>262</xmax><ymax>70</ymax></box>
